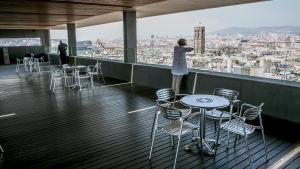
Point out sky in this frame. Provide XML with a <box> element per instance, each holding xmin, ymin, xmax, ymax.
<box><xmin>50</xmin><ymin>0</ymin><xmax>300</xmax><ymax>41</ymax></box>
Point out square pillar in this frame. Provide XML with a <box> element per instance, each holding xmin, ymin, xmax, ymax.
<box><xmin>67</xmin><ymin>23</ymin><xmax>77</xmax><ymax>56</ymax></box>
<box><xmin>123</xmin><ymin>10</ymin><xmax>137</xmax><ymax>63</ymax></box>
<box><xmin>43</xmin><ymin>29</ymin><xmax>50</xmax><ymax>53</ymax></box>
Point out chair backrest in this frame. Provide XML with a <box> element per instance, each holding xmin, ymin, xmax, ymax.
<box><xmin>158</xmin><ymin>104</ymin><xmax>182</xmax><ymax>120</ymax></box>
<box><xmin>213</xmin><ymin>88</ymin><xmax>239</xmax><ymax>102</ymax></box>
<box><xmin>156</xmin><ymin>88</ymin><xmax>175</xmax><ymax>101</ymax></box>
<box><xmin>76</xmin><ymin>66</ymin><xmax>89</xmax><ymax>76</ymax></box>
<box><xmin>241</xmin><ymin>103</ymin><xmax>264</xmax><ymax>121</ymax></box>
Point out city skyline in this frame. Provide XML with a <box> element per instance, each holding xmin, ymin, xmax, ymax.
<box><xmin>50</xmin><ymin>0</ymin><xmax>300</xmax><ymax>41</ymax></box>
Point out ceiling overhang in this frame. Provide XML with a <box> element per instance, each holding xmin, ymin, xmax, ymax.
<box><xmin>0</xmin><ymin>0</ymin><xmax>268</xmax><ymax>29</ymax></box>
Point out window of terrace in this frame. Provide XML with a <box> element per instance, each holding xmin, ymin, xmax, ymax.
<box><xmin>136</xmin><ymin>0</ymin><xmax>300</xmax><ymax>83</ymax></box>
<box><xmin>76</xmin><ymin>22</ymin><xmax>124</xmax><ymax>62</ymax></box>
<box><xmin>0</xmin><ymin>38</ymin><xmax>41</xmax><ymax>47</ymax></box>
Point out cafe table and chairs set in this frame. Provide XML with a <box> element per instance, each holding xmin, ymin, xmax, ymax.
<box><xmin>149</xmin><ymin>88</ymin><xmax>268</xmax><ymax>169</ymax></box>
<box><xmin>49</xmin><ymin>62</ymin><xmax>105</xmax><ymax>92</ymax></box>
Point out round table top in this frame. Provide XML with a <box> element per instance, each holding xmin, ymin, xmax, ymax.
<box><xmin>63</xmin><ymin>65</ymin><xmax>86</xmax><ymax>69</ymax></box>
<box><xmin>180</xmin><ymin>94</ymin><xmax>230</xmax><ymax>109</ymax></box>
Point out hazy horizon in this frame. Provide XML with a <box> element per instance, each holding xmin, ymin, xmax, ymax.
<box><xmin>50</xmin><ymin>0</ymin><xmax>300</xmax><ymax>41</ymax></box>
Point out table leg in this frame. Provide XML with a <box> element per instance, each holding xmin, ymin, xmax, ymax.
<box><xmin>184</xmin><ymin>108</ymin><xmax>216</xmax><ymax>155</ymax></box>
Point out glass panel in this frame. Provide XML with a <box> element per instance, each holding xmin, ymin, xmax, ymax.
<box><xmin>0</xmin><ymin>38</ymin><xmax>41</xmax><ymax>47</ymax></box>
<box><xmin>50</xmin><ymin>29</ymin><xmax>68</xmax><ymax>54</ymax></box>
<box><xmin>76</xmin><ymin>22</ymin><xmax>124</xmax><ymax>62</ymax></box>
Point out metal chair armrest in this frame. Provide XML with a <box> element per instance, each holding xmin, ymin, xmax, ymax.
<box><xmin>219</xmin><ymin>111</ymin><xmax>245</xmax><ymax>124</ymax></box>
<box><xmin>231</xmin><ymin>114</ymin><xmax>246</xmax><ymax>122</ymax></box>
<box><xmin>155</xmin><ymin>100</ymin><xmax>172</xmax><ymax>107</ymax></box>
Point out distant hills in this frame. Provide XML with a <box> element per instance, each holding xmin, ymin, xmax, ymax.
<box><xmin>211</xmin><ymin>26</ymin><xmax>300</xmax><ymax>36</ymax></box>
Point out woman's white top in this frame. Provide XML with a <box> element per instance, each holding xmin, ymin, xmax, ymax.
<box><xmin>171</xmin><ymin>46</ymin><xmax>193</xmax><ymax>75</ymax></box>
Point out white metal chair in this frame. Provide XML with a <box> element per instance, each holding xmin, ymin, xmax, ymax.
<box><xmin>206</xmin><ymin>88</ymin><xmax>240</xmax><ymax>131</ymax></box>
<box><xmin>214</xmin><ymin>103</ymin><xmax>268</xmax><ymax>168</ymax></box>
<box><xmin>75</xmin><ymin>66</ymin><xmax>93</xmax><ymax>91</ymax></box>
<box><xmin>149</xmin><ymin>104</ymin><xmax>198</xmax><ymax>169</ymax></box>
<box><xmin>50</xmin><ymin>68</ymin><xmax>64</xmax><ymax>92</ymax></box>
<box><xmin>62</xmin><ymin>64</ymin><xmax>75</xmax><ymax>87</ymax></box>
<box><xmin>16</xmin><ymin>58</ymin><xmax>24</xmax><ymax>72</ymax></box>
<box><xmin>23</xmin><ymin>57</ymin><xmax>31</xmax><ymax>72</ymax></box>
<box><xmin>88</xmin><ymin>61</ymin><xmax>105</xmax><ymax>84</ymax></box>
<box><xmin>32</xmin><ymin>58</ymin><xmax>41</xmax><ymax>72</ymax></box>
<box><xmin>151</xmin><ymin>88</ymin><xmax>192</xmax><ymax>140</ymax></box>
<box><xmin>25</xmin><ymin>58</ymin><xmax>40</xmax><ymax>72</ymax></box>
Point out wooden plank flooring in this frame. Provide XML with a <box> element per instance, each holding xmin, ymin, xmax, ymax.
<box><xmin>0</xmin><ymin>65</ymin><xmax>298</xmax><ymax>169</ymax></box>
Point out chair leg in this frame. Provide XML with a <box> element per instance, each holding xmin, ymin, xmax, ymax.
<box><xmin>214</xmin><ymin>121</ymin><xmax>217</xmax><ymax>132</ymax></box>
<box><xmin>64</xmin><ymin>77</ymin><xmax>67</xmax><ymax>87</ymax></box>
<box><xmin>50</xmin><ymin>74</ymin><xmax>53</xmax><ymax>90</ymax></box>
<box><xmin>99</xmin><ymin>67</ymin><xmax>105</xmax><ymax>84</ymax></box>
<box><xmin>244</xmin><ymin>135</ymin><xmax>252</xmax><ymax>168</ymax></box>
<box><xmin>261</xmin><ymin>129</ymin><xmax>268</xmax><ymax>160</ymax></box>
<box><xmin>214</xmin><ymin>123</ymin><xmax>221</xmax><ymax>158</ymax></box>
<box><xmin>234</xmin><ymin>134</ymin><xmax>238</xmax><ymax>148</ymax></box>
<box><xmin>173</xmin><ymin>135</ymin><xmax>181</xmax><ymax>169</ymax></box>
<box><xmin>226</xmin><ymin>131</ymin><xmax>230</xmax><ymax>149</ymax></box>
<box><xmin>78</xmin><ymin>78</ymin><xmax>82</xmax><ymax>91</ymax></box>
<box><xmin>53</xmin><ymin>78</ymin><xmax>57</xmax><ymax>92</ymax></box>
<box><xmin>91</xmin><ymin>76</ymin><xmax>94</xmax><ymax>89</ymax></box>
<box><xmin>151</xmin><ymin>111</ymin><xmax>158</xmax><ymax>138</ymax></box>
<box><xmin>171</xmin><ymin>135</ymin><xmax>175</xmax><ymax>147</ymax></box>
<box><xmin>149</xmin><ymin>127</ymin><xmax>157</xmax><ymax>160</ymax></box>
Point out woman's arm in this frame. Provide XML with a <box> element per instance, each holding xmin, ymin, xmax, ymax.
<box><xmin>185</xmin><ymin>47</ymin><xmax>194</xmax><ymax>52</ymax></box>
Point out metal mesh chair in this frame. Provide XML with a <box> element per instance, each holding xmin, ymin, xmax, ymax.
<box><xmin>149</xmin><ymin>104</ymin><xmax>198</xmax><ymax>169</ymax></box>
<box><xmin>88</xmin><ymin>61</ymin><xmax>105</xmax><ymax>84</ymax></box>
<box><xmin>62</xmin><ymin>64</ymin><xmax>75</xmax><ymax>87</ymax></box>
<box><xmin>16</xmin><ymin>58</ymin><xmax>24</xmax><ymax>72</ymax></box>
<box><xmin>75</xmin><ymin>66</ymin><xmax>93</xmax><ymax>91</ymax></box>
<box><xmin>28</xmin><ymin>58</ymin><xmax>40</xmax><ymax>72</ymax></box>
<box><xmin>50</xmin><ymin>68</ymin><xmax>64</xmax><ymax>92</ymax></box>
<box><xmin>214</xmin><ymin>103</ymin><xmax>268</xmax><ymax>168</ymax></box>
<box><xmin>151</xmin><ymin>88</ymin><xmax>191</xmax><ymax>139</ymax></box>
<box><xmin>206</xmin><ymin>88</ymin><xmax>240</xmax><ymax>131</ymax></box>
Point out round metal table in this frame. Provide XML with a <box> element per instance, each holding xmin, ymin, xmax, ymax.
<box><xmin>181</xmin><ymin>94</ymin><xmax>229</xmax><ymax>155</ymax></box>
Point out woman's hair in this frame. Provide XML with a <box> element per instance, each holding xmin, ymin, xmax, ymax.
<box><xmin>177</xmin><ymin>39</ymin><xmax>187</xmax><ymax>46</ymax></box>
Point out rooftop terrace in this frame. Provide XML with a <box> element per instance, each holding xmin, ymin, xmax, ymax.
<box><xmin>0</xmin><ymin>0</ymin><xmax>299</xmax><ymax>168</ymax></box>
<box><xmin>0</xmin><ymin>64</ymin><xmax>298</xmax><ymax>169</ymax></box>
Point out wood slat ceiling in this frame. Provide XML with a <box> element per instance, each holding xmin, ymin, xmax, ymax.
<box><xmin>0</xmin><ymin>0</ymin><xmax>166</xmax><ymax>29</ymax></box>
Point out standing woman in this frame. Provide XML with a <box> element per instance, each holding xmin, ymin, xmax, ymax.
<box><xmin>171</xmin><ymin>39</ymin><xmax>193</xmax><ymax>94</ymax></box>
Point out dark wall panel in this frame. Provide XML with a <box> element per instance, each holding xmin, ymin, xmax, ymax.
<box><xmin>68</xmin><ymin>57</ymin><xmax>132</xmax><ymax>82</ymax></box>
<box><xmin>133</xmin><ymin>64</ymin><xmax>195</xmax><ymax>94</ymax></box>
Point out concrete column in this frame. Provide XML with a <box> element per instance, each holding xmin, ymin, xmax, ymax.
<box><xmin>44</xmin><ymin>29</ymin><xmax>50</xmax><ymax>53</ymax></box>
<box><xmin>123</xmin><ymin>10</ymin><xmax>137</xmax><ymax>63</ymax></box>
<box><xmin>67</xmin><ymin>23</ymin><xmax>77</xmax><ymax>56</ymax></box>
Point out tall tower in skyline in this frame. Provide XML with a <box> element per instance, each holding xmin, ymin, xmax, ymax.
<box><xmin>194</xmin><ymin>23</ymin><xmax>205</xmax><ymax>55</ymax></box>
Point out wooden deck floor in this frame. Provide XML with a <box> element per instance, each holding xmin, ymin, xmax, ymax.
<box><xmin>0</xmin><ymin>65</ymin><xmax>298</xmax><ymax>169</ymax></box>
